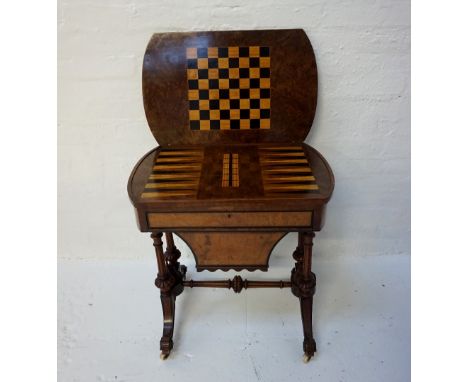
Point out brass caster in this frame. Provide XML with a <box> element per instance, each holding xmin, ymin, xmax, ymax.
<box><xmin>160</xmin><ymin>352</ymin><xmax>169</xmax><ymax>360</ymax></box>
<box><xmin>303</xmin><ymin>353</ymin><xmax>312</xmax><ymax>363</ymax></box>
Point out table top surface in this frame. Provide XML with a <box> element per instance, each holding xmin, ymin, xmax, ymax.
<box><xmin>128</xmin><ymin>143</ymin><xmax>334</xmax><ymax>213</ymax></box>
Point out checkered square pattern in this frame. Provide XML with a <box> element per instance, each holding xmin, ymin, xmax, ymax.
<box><xmin>186</xmin><ymin>46</ymin><xmax>271</xmax><ymax>130</ymax></box>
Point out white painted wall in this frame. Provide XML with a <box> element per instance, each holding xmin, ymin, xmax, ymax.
<box><xmin>58</xmin><ymin>0</ymin><xmax>410</xmax><ymax>260</ymax></box>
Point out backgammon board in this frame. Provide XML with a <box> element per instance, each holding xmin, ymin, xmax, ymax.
<box><xmin>128</xmin><ymin>29</ymin><xmax>334</xmax><ymax>362</ymax></box>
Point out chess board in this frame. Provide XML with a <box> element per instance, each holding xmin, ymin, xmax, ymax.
<box><xmin>186</xmin><ymin>46</ymin><xmax>271</xmax><ymax>130</ymax></box>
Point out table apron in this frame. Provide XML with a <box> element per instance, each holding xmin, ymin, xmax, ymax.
<box><xmin>147</xmin><ymin>211</ymin><xmax>313</xmax><ymax>229</ymax></box>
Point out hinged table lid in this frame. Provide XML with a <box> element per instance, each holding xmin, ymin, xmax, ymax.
<box><xmin>142</xmin><ymin>29</ymin><xmax>317</xmax><ymax>146</ymax></box>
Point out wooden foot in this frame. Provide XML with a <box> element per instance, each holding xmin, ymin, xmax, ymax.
<box><xmin>300</xmin><ymin>296</ymin><xmax>317</xmax><ymax>357</ymax></box>
<box><xmin>160</xmin><ymin>293</ymin><xmax>176</xmax><ymax>356</ymax></box>
<box><xmin>291</xmin><ymin>232</ymin><xmax>317</xmax><ymax>361</ymax></box>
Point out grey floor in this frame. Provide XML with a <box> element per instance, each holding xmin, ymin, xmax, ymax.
<box><xmin>58</xmin><ymin>252</ymin><xmax>410</xmax><ymax>382</ymax></box>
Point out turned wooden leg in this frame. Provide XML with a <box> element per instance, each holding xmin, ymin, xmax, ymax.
<box><xmin>291</xmin><ymin>231</ymin><xmax>317</xmax><ymax>363</ymax></box>
<box><xmin>292</xmin><ymin>232</ymin><xmax>305</xmax><ymax>269</ymax></box>
<box><xmin>164</xmin><ymin>232</ymin><xmax>187</xmax><ymax>284</ymax></box>
<box><xmin>151</xmin><ymin>232</ymin><xmax>184</xmax><ymax>360</ymax></box>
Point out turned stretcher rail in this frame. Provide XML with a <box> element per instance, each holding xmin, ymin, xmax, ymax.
<box><xmin>183</xmin><ymin>275</ymin><xmax>291</xmax><ymax>293</ymax></box>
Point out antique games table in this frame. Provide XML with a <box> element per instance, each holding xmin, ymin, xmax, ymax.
<box><xmin>127</xmin><ymin>29</ymin><xmax>334</xmax><ymax>362</ymax></box>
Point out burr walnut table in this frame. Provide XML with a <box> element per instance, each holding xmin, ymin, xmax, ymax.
<box><xmin>127</xmin><ymin>29</ymin><xmax>334</xmax><ymax>362</ymax></box>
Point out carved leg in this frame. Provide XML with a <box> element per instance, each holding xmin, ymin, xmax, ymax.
<box><xmin>151</xmin><ymin>232</ymin><xmax>184</xmax><ymax>360</ymax></box>
<box><xmin>291</xmin><ymin>231</ymin><xmax>317</xmax><ymax>363</ymax></box>
<box><xmin>159</xmin><ymin>293</ymin><xmax>175</xmax><ymax>359</ymax></box>
<box><xmin>292</xmin><ymin>232</ymin><xmax>304</xmax><ymax>269</ymax></box>
<box><xmin>164</xmin><ymin>232</ymin><xmax>187</xmax><ymax>285</ymax></box>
